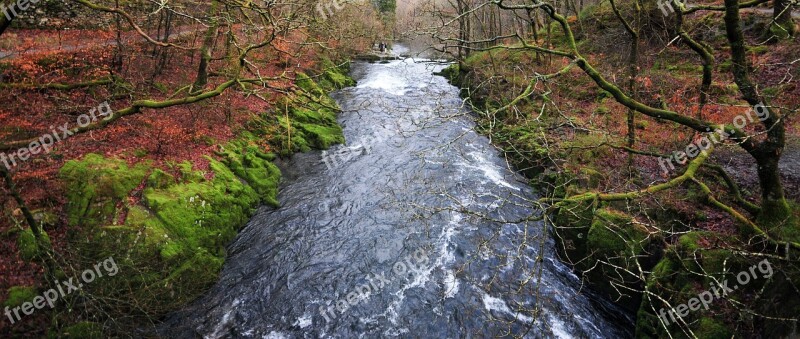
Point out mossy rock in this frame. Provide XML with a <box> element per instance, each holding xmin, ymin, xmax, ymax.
<box><xmin>147</xmin><ymin>169</ymin><xmax>175</xmax><ymax>189</ymax></box>
<box><xmin>295</xmin><ymin>72</ymin><xmax>326</xmax><ymax>96</ymax></box>
<box><xmin>769</xmin><ymin>22</ymin><xmax>793</xmax><ymax>40</ymax></box>
<box><xmin>268</xmin><ymin>75</ymin><xmax>346</xmax><ymax>155</ymax></box>
<box><xmin>694</xmin><ymin>317</ymin><xmax>732</xmax><ymax>339</ymax></box>
<box><xmin>495</xmin><ymin>123</ymin><xmax>551</xmax><ymax>177</ymax></box>
<box><xmin>176</xmin><ymin>161</ymin><xmax>206</xmax><ymax>183</ymax></box>
<box><xmin>17</xmin><ymin>228</ymin><xmax>52</xmax><ymax>261</ymax></box>
<box><xmin>552</xmin><ymin>200</ymin><xmax>595</xmax><ymax>266</ymax></box>
<box><xmin>323</xmin><ymin>69</ymin><xmax>356</xmax><ymax>89</ymax></box>
<box><xmin>60</xmin><ymin>154</ymin><xmax>150</xmax><ymax>228</ymax></box>
<box><xmin>218</xmin><ymin>140</ymin><xmax>282</xmax><ymax>207</ymax></box>
<box><xmin>3</xmin><ymin>286</ymin><xmax>37</xmax><ymax>308</ymax></box>
<box><xmin>583</xmin><ymin>208</ymin><xmax>655</xmax><ymax>310</ymax></box>
<box><xmin>296</xmin><ymin>122</ymin><xmax>345</xmax><ymax>149</ymax></box>
<box><xmin>577</xmin><ymin>168</ymin><xmax>604</xmax><ymax>189</ymax></box>
<box><xmin>32</xmin><ymin>209</ymin><xmax>58</xmax><ymax>228</ymax></box>
<box><xmin>756</xmin><ymin>200</ymin><xmax>799</xmax><ymax>243</ymax></box>
<box><xmin>60</xmin><ymin>152</ymin><xmax>282</xmax><ymax>326</ymax></box>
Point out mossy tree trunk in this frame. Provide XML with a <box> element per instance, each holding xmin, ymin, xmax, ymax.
<box><xmin>771</xmin><ymin>0</ymin><xmax>796</xmax><ymax>38</ymax></box>
<box><xmin>724</xmin><ymin>0</ymin><xmax>792</xmax><ymax>222</ymax></box>
<box><xmin>0</xmin><ymin>166</ymin><xmax>57</xmax><ymax>281</ymax></box>
<box><xmin>0</xmin><ymin>167</ymin><xmax>38</xmax><ymax>238</ymax></box>
<box><xmin>193</xmin><ymin>0</ymin><xmax>220</xmax><ymax>92</ymax></box>
<box><xmin>676</xmin><ymin>7</ymin><xmax>714</xmax><ymax>118</ymax></box>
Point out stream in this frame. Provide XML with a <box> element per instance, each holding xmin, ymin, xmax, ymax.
<box><xmin>161</xmin><ymin>46</ymin><xmax>633</xmax><ymax>338</ymax></box>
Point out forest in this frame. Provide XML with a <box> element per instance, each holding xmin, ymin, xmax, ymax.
<box><xmin>0</xmin><ymin>0</ymin><xmax>797</xmax><ymax>337</ymax></box>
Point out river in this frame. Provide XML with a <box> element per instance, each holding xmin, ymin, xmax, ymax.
<box><xmin>161</xmin><ymin>46</ymin><xmax>632</xmax><ymax>338</ymax></box>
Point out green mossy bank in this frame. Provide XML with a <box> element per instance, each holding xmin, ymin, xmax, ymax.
<box><xmin>5</xmin><ymin>61</ymin><xmax>354</xmax><ymax>336</ymax></box>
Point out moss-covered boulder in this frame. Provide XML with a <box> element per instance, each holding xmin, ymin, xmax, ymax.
<box><xmin>60</xmin><ymin>154</ymin><xmax>150</xmax><ymax>229</ymax></box>
<box><xmin>58</xmin><ymin>147</ymin><xmax>283</xmax><ymax>328</ymax></box>
<box><xmin>3</xmin><ymin>286</ymin><xmax>37</xmax><ymax>308</ymax></box>
<box><xmin>634</xmin><ymin>232</ymin><xmax>770</xmax><ymax>338</ymax></box>
<box><xmin>17</xmin><ymin>228</ymin><xmax>52</xmax><ymax>261</ymax></box>
<box><xmin>552</xmin><ymin>199</ymin><xmax>595</xmax><ymax>265</ymax></box>
<box><xmin>582</xmin><ymin>208</ymin><xmax>657</xmax><ymax>311</ymax></box>
<box><xmin>269</xmin><ymin>71</ymin><xmax>350</xmax><ymax>155</ymax></box>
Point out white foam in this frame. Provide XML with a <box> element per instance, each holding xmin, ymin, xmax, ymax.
<box><xmin>207</xmin><ymin>298</ymin><xmax>242</xmax><ymax>339</ymax></box>
<box><xmin>262</xmin><ymin>331</ymin><xmax>289</xmax><ymax>339</ymax></box>
<box><xmin>464</xmin><ymin>151</ymin><xmax>516</xmax><ymax>189</ymax></box>
<box><xmin>443</xmin><ymin>270</ymin><xmax>460</xmax><ymax>298</ymax></box>
<box><xmin>481</xmin><ymin>293</ymin><xmax>533</xmax><ymax>324</ymax></box>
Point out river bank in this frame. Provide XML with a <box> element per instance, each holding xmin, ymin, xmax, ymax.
<box><xmin>1</xmin><ymin>56</ymin><xmax>356</xmax><ymax>337</ymax></box>
<box><xmin>437</xmin><ymin>21</ymin><xmax>800</xmax><ymax>337</ymax></box>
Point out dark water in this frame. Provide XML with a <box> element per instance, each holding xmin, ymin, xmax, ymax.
<box><xmin>162</xmin><ymin>46</ymin><xmax>632</xmax><ymax>338</ymax></box>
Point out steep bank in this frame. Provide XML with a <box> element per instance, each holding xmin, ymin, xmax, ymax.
<box><xmin>437</xmin><ymin>10</ymin><xmax>800</xmax><ymax>336</ymax></box>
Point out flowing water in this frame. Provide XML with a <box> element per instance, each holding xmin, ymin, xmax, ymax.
<box><xmin>162</xmin><ymin>47</ymin><xmax>632</xmax><ymax>338</ymax></box>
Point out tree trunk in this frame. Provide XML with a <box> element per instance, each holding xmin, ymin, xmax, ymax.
<box><xmin>724</xmin><ymin>0</ymin><xmax>793</xmax><ymax>223</ymax></box>
<box><xmin>193</xmin><ymin>0</ymin><xmax>220</xmax><ymax>92</ymax></box>
<box><xmin>771</xmin><ymin>0</ymin><xmax>796</xmax><ymax>38</ymax></box>
<box><xmin>0</xmin><ymin>0</ymin><xmax>17</xmax><ymax>36</ymax></box>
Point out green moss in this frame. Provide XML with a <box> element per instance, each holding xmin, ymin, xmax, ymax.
<box><xmin>17</xmin><ymin>228</ymin><xmax>51</xmax><ymax>261</ymax></box>
<box><xmin>218</xmin><ymin>139</ymin><xmax>282</xmax><ymax>207</ymax></box>
<box><xmin>323</xmin><ymin>69</ymin><xmax>356</xmax><ymax>89</ymax></box>
<box><xmin>58</xmin><ymin>321</ymin><xmax>103</xmax><ymax>338</ymax></box>
<box><xmin>756</xmin><ymin>200</ymin><xmax>800</xmax><ymax>243</ymax></box>
<box><xmin>718</xmin><ymin>60</ymin><xmax>733</xmax><ymax>73</ymax></box>
<box><xmin>588</xmin><ymin>208</ymin><xmax>647</xmax><ymax>253</ymax></box>
<box><xmin>584</xmin><ymin>208</ymin><xmax>653</xmax><ymax>310</ymax></box>
<box><xmin>268</xmin><ymin>74</ymin><xmax>346</xmax><ymax>155</ymax></box>
<box><xmin>694</xmin><ymin>317</ymin><xmax>732</xmax><ymax>339</ymax></box>
<box><xmin>578</xmin><ymin>168</ymin><xmax>604</xmax><ymax>189</ymax></box>
<box><xmin>176</xmin><ymin>161</ymin><xmax>206</xmax><ymax>183</ymax></box>
<box><xmin>3</xmin><ymin>286</ymin><xmax>37</xmax><ymax>308</ymax></box>
<box><xmin>494</xmin><ymin>123</ymin><xmax>550</xmax><ymax>177</ymax></box>
<box><xmin>295</xmin><ymin>72</ymin><xmax>325</xmax><ymax>96</ymax></box>
<box><xmin>297</xmin><ymin>123</ymin><xmax>345</xmax><ymax>149</ymax></box>
<box><xmin>747</xmin><ymin>45</ymin><xmax>769</xmax><ymax>55</ymax></box>
<box><xmin>677</xmin><ymin>232</ymin><xmax>705</xmax><ymax>253</ymax></box>
<box><xmin>58</xmin><ymin>148</ymin><xmax>283</xmax><ymax>329</ymax></box>
<box><xmin>147</xmin><ymin>169</ymin><xmax>175</xmax><ymax>189</ymax></box>
<box><xmin>769</xmin><ymin>22</ymin><xmax>792</xmax><ymax>40</ymax></box>
<box><xmin>143</xmin><ymin>158</ymin><xmax>260</xmax><ymax>259</ymax></box>
<box><xmin>59</xmin><ymin>154</ymin><xmax>150</xmax><ymax>228</ymax></box>
<box><xmin>552</xmin><ymin>200</ymin><xmax>595</xmax><ymax>264</ymax></box>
